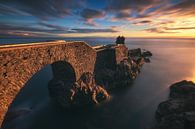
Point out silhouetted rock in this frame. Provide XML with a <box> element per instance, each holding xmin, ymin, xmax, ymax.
<box><xmin>170</xmin><ymin>80</ymin><xmax>195</xmax><ymax>98</ymax></box>
<box><xmin>155</xmin><ymin>114</ymin><xmax>186</xmax><ymax>129</ymax></box>
<box><xmin>142</xmin><ymin>51</ymin><xmax>153</xmax><ymax>57</ymax></box>
<box><xmin>128</xmin><ymin>48</ymin><xmax>152</xmax><ymax>63</ymax></box>
<box><xmin>95</xmin><ymin>56</ymin><xmax>144</xmax><ymax>89</ymax></box>
<box><xmin>128</xmin><ymin>48</ymin><xmax>142</xmax><ymax>57</ymax></box>
<box><xmin>155</xmin><ymin>80</ymin><xmax>195</xmax><ymax>129</ymax></box>
<box><xmin>114</xmin><ymin>59</ymin><xmax>134</xmax><ymax>87</ymax></box>
<box><xmin>48</xmin><ymin>72</ymin><xmax>110</xmax><ymax>108</ymax></box>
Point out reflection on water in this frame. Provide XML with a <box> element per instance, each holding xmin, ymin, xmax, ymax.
<box><xmin>2</xmin><ymin>38</ymin><xmax>195</xmax><ymax>129</ymax></box>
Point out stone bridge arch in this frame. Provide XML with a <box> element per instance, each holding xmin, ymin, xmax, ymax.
<box><xmin>0</xmin><ymin>40</ymin><xmax>96</xmax><ymax>126</ymax></box>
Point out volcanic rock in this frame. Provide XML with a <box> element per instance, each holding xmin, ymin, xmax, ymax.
<box><xmin>48</xmin><ymin>72</ymin><xmax>110</xmax><ymax>108</ymax></box>
<box><xmin>155</xmin><ymin>80</ymin><xmax>195</xmax><ymax>129</ymax></box>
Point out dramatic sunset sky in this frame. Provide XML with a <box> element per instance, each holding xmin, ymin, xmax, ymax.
<box><xmin>0</xmin><ymin>0</ymin><xmax>195</xmax><ymax>38</ymax></box>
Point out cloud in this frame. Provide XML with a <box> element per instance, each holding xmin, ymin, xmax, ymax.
<box><xmin>107</xmin><ymin>0</ymin><xmax>160</xmax><ymax>12</ymax></box>
<box><xmin>106</xmin><ymin>0</ymin><xmax>195</xmax><ymax>23</ymax></box>
<box><xmin>0</xmin><ymin>4</ymin><xmax>29</xmax><ymax>16</ymax></box>
<box><xmin>1</xmin><ymin>0</ymin><xmax>195</xmax><ymax>38</ymax></box>
<box><xmin>144</xmin><ymin>26</ymin><xmax>195</xmax><ymax>33</ymax></box>
<box><xmin>0</xmin><ymin>0</ymin><xmax>84</xmax><ymax>19</ymax></box>
<box><xmin>80</xmin><ymin>8</ymin><xmax>104</xmax><ymax>19</ymax></box>
<box><xmin>106</xmin><ymin>0</ymin><xmax>163</xmax><ymax>20</ymax></box>
<box><xmin>69</xmin><ymin>28</ymin><xmax>118</xmax><ymax>33</ymax></box>
<box><xmin>0</xmin><ymin>22</ymin><xmax>68</xmax><ymax>34</ymax></box>
<box><xmin>144</xmin><ymin>28</ymin><xmax>168</xmax><ymax>33</ymax></box>
<box><xmin>165</xmin><ymin>27</ymin><xmax>195</xmax><ymax>30</ymax></box>
<box><xmin>38</xmin><ymin>22</ymin><xmax>68</xmax><ymax>31</ymax></box>
<box><xmin>114</xmin><ymin>10</ymin><xmax>131</xmax><ymax>19</ymax></box>
<box><xmin>0</xmin><ymin>22</ymin><xmax>67</xmax><ymax>38</ymax></box>
<box><xmin>133</xmin><ymin>20</ymin><xmax>152</xmax><ymax>25</ymax></box>
<box><xmin>166</xmin><ymin>0</ymin><xmax>195</xmax><ymax>16</ymax></box>
<box><xmin>80</xmin><ymin>8</ymin><xmax>105</xmax><ymax>26</ymax></box>
<box><xmin>0</xmin><ymin>22</ymin><xmax>118</xmax><ymax>38</ymax></box>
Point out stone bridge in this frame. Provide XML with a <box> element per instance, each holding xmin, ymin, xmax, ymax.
<box><xmin>0</xmin><ymin>40</ymin><xmax>128</xmax><ymax>127</ymax></box>
<box><xmin>0</xmin><ymin>40</ymin><xmax>97</xmax><ymax>126</ymax></box>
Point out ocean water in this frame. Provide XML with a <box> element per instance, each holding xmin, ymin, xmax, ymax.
<box><xmin>1</xmin><ymin>38</ymin><xmax>195</xmax><ymax>129</ymax></box>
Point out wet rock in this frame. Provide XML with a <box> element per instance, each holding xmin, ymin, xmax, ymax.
<box><xmin>128</xmin><ymin>48</ymin><xmax>142</xmax><ymax>57</ymax></box>
<box><xmin>128</xmin><ymin>48</ymin><xmax>152</xmax><ymax>58</ymax></box>
<box><xmin>170</xmin><ymin>80</ymin><xmax>195</xmax><ymax>98</ymax></box>
<box><xmin>95</xmin><ymin>57</ymin><xmax>143</xmax><ymax>89</ymax></box>
<box><xmin>155</xmin><ymin>114</ymin><xmax>186</xmax><ymax>129</ymax></box>
<box><xmin>114</xmin><ymin>59</ymin><xmax>134</xmax><ymax>87</ymax></box>
<box><xmin>156</xmin><ymin>98</ymin><xmax>195</xmax><ymax>121</ymax></box>
<box><xmin>155</xmin><ymin>80</ymin><xmax>195</xmax><ymax>129</ymax></box>
<box><xmin>95</xmin><ymin>69</ymin><xmax>115</xmax><ymax>89</ymax></box>
<box><xmin>48</xmin><ymin>72</ymin><xmax>110</xmax><ymax>108</ymax></box>
<box><xmin>142</xmin><ymin>51</ymin><xmax>152</xmax><ymax>57</ymax></box>
<box><xmin>144</xmin><ymin>57</ymin><xmax>150</xmax><ymax>63</ymax></box>
<box><xmin>128</xmin><ymin>48</ymin><xmax>152</xmax><ymax>64</ymax></box>
<box><xmin>184</xmin><ymin>111</ymin><xmax>195</xmax><ymax>128</ymax></box>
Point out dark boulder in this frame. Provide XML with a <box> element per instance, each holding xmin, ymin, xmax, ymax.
<box><xmin>128</xmin><ymin>48</ymin><xmax>152</xmax><ymax>64</ymax></box>
<box><xmin>95</xmin><ymin>57</ymin><xmax>142</xmax><ymax>89</ymax></box>
<box><xmin>155</xmin><ymin>80</ymin><xmax>195</xmax><ymax>129</ymax></box>
<box><xmin>128</xmin><ymin>48</ymin><xmax>142</xmax><ymax>57</ymax></box>
<box><xmin>48</xmin><ymin>72</ymin><xmax>110</xmax><ymax>108</ymax></box>
<box><xmin>170</xmin><ymin>80</ymin><xmax>195</xmax><ymax>98</ymax></box>
<box><xmin>156</xmin><ymin>98</ymin><xmax>195</xmax><ymax>121</ymax></box>
<box><xmin>142</xmin><ymin>51</ymin><xmax>152</xmax><ymax>57</ymax></box>
<box><xmin>114</xmin><ymin>59</ymin><xmax>134</xmax><ymax>86</ymax></box>
<box><xmin>144</xmin><ymin>57</ymin><xmax>150</xmax><ymax>63</ymax></box>
<box><xmin>155</xmin><ymin>114</ymin><xmax>186</xmax><ymax>129</ymax></box>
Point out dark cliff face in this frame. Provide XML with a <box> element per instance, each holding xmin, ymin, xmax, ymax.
<box><xmin>94</xmin><ymin>45</ymin><xmax>129</xmax><ymax>88</ymax></box>
<box><xmin>94</xmin><ymin>45</ymin><xmax>128</xmax><ymax>71</ymax></box>
<box><xmin>94</xmin><ymin>45</ymin><xmax>146</xmax><ymax>90</ymax></box>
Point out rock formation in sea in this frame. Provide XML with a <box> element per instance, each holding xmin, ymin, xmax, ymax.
<box><xmin>155</xmin><ymin>80</ymin><xmax>195</xmax><ymax>129</ymax></box>
<box><xmin>48</xmin><ymin>44</ymin><xmax>152</xmax><ymax>108</ymax></box>
<box><xmin>48</xmin><ymin>72</ymin><xmax>110</xmax><ymax>108</ymax></box>
<box><xmin>95</xmin><ymin>48</ymin><xmax>148</xmax><ymax>90</ymax></box>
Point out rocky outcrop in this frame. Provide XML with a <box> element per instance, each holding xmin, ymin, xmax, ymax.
<box><xmin>48</xmin><ymin>45</ymin><xmax>152</xmax><ymax>108</ymax></box>
<box><xmin>170</xmin><ymin>80</ymin><xmax>195</xmax><ymax>99</ymax></box>
<box><xmin>95</xmin><ymin>48</ymin><xmax>150</xmax><ymax>90</ymax></box>
<box><xmin>128</xmin><ymin>48</ymin><xmax>152</xmax><ymax>63</ymax></box>
<box><xmin>95</xmin><ymin>56</ymin><xmax>145</xmax><ymax>89</ymax></box>
<box><xmin>155</xmin><ymin>80</ymin><xmax>195</xmax><ymax>129</ymax></box>
<box><xmin>48</xmin><ymin>72</ymin><xmax>110</xmax><ymax>108</ymax></box>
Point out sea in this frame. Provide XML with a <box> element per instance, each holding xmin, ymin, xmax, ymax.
<box><xmin>1</xmin><ymin>38</ymin><xmax>195</xmax><ymax>129</ymax></box>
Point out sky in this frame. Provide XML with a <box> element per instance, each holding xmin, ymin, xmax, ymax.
<box><xmin>0</xmin><ymin>0</ymin><xmax>195</xmax><ymax>38</ymax></box>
